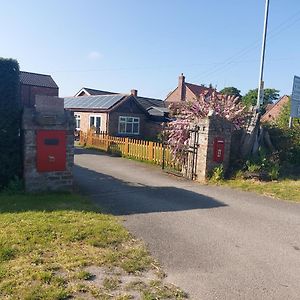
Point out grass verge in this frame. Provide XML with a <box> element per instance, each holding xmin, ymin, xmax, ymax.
<box><xmin>0</xmin><ymin>192</ymin><xmax>187</xmax><ymax>299</ymax></box>
<box><xmin>215</xmin><ymin>178</ymin><xmax>300</xmax><ymax>203</ymax></box>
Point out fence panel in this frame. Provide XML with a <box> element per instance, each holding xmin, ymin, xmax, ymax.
<box><xmin>80</xmin><ymin>131</ymin><xmax>181</xmax><ymax>171</ymax></box>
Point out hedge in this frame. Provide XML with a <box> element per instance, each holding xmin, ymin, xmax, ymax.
<box><xmin>0</xmin><ymin>58</ymin><xmax>21</xmax><ymax>189</ymax></box>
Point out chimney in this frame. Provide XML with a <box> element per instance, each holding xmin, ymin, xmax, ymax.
<box><xmin>178</xmin><ymin>73</ymin><xmax>185</xmax><ymax>101</ymax></box>
<box><xmin>130</xmin><ymin>89</ymin><xmax>138</xmax><ymax>96</ymax></box>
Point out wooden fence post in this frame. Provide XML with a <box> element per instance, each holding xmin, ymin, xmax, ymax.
<box><xmin>149</xmin><ymin>141</ymin><xmax>154</xmax><ymax>161</ymax></box>
<box><xmin>124</xmin><ymin>138</ymin><xmax>129</xmax><ymax>156</ymax></box>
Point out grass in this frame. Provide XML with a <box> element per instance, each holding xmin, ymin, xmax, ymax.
<box><xmin>0</xmin><ymin>192</ymin><xmax>187</xmax><ymax>299</ymax></box>
<box><xmin>216</xmin><ymin>178</ymin><xmax>300</xmax><ymax>203</ymax></box>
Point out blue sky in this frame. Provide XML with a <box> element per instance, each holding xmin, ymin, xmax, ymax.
<box><xmin>1</xmin><ymin>0</ymin><xmax>300</xmax><ymax>99</ymax></box>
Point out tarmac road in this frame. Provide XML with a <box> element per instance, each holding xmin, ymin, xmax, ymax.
<box><xmin>74</xmin><ymin>148</ymin><xmax>300</xmax><ymax>299</ymax></box>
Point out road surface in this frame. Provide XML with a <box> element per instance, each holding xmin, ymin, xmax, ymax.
<box><xmin>74</xmin><ymin>148</ymin><xmax>300</xmax><ymax>299</ymax></box>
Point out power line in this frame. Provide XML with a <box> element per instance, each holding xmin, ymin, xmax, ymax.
<box><xmin>189</xmin><ymin>9</ymin><xmax>300</xmax><ymax>84</ymax></box>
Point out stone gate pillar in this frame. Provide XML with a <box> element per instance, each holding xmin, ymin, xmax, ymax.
<box><xmin>22</xmin><ymin>96</ymin><xmax>74</xmax><ymax>192</ymax></box>
<box><xmin>190</xmin><ymin>115</ymin><xmax>233</xmax><ymax>181</ymax></box>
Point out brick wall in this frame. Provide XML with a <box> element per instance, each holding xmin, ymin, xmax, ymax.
<box><xmin>165</xmin><ymin>85</ymin><xmax>196</xmax><ymax>106</ymax></box>
<box><xmin>108</xmin><ymin>97</ymin><xmax>149</xmax><ymax>138</ymax></box>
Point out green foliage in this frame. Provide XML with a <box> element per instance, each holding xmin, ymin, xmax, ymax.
<box><xmin>268</xmin><ymin>126</ymin><xmax>300</xmax><ymax>165</ymax></box>
<box><xmin>3</xmin><ymin>177</ymin><xmax>24</xmax><ymax>194</ymax></box>
<box><xmin>243</xmin><ymin>147</ymin><xmax>281</xmax><ymax>181</ymax></box>
<box><xmin>0</xmin><ymin>58</ymin><xmax>21</xmax><ymax>189</ymax></box>
<box><xmin>220</xmin><ymin>86</ymin><xmax>241</xmax><ymax>98</ymax></box>
<box><xmin>209</xmin><ymin>165</ymin><xmax>224</xmax><ymax>182</ymax></box>
<box><xmin>245</xmin><ymin>161</ymin><xmax>261</xmax><ymax>173</ymax></box>
<box><xmin>268</xmin><ymin>163</ymin><xmax>280</xmax><ymax>181</ymax></box>
<box><xmin>274</xmin><ymin>98</ymin><xmax>292</xmax><ymax>128</ymax></box>
<box><xmin>242</xmin><ymin>88</ymin><xmax>280</xmax><ymax>108</ymax></box>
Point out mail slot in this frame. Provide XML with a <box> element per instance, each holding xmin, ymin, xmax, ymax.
<box><xmin>36</xmin><ymin>130</ymin><xmax>66</xmax><ymax>172</ymax></box>
<box><xmin>213</xmin><ymin>137</ymin><xmax>225</xmax><ymax>163</ymax></box>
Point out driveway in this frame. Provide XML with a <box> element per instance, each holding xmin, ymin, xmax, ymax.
<box><xmin>74</xmin><ymin>148</ymin><xmax>300</xmax><ymax>299</ymax></box>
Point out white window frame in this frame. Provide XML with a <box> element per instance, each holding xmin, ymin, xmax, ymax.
<box><xmin>118</xmin><ymin>116</ymin><xmax>140</xmax><ymax>135</ymax></box>
<box><xmin>89</xmin><ymin>114</ymin><xmax>102</xmax><ymax>131</ymax></box>
<box><xmin>74</xmin><ymin>114</ymin><xmax>81</xmax><ymax>130</ymax></box>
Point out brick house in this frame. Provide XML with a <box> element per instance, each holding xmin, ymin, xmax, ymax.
<box><xmin>261</xmin><ymin>95</ymin><xmax>290</xmax><ymax>123</ymax></box>
<box><xmin>64</xmin><ymin>89</ymin><xmax>168</xmax><ymax>140</ymax></box>
<box><xmin>20</xmin><ymin>71</ymin><xmax>59</xmax><ymax>107</ymax></box>
<box><xmin>165</xmin><ymin>73</ymin><xmax>216</xmax><ymax>105</ymax></box>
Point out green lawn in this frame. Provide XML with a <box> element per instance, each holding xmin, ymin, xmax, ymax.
<box><xmin>218</xmin><ymin>178</ymin><xmax>300</xmax><ymax>203</ymax></box>
<box><xmin>0</xmin><ymin>193</ymin><xmax>187</xmax><ymax>299</ymax></box>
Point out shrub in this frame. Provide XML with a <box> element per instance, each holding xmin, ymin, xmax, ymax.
<box><xmin>209</xmin><ymin>165</ymin><xmax>224</xmax><ymax>182</ymax></box>
<box><xmin>0</xmin><ymin>58</ymin><xmax>21</xmax><ymax>189</ymax></box>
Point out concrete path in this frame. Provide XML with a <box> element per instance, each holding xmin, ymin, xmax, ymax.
<box><xmin>74</xmin><ymin>148</ymin><xmax>300</xmax><ymax>299</ymax></box>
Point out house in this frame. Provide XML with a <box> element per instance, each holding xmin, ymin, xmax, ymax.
<box><xmin>20</xmin><ymin>71</ymin><xmax>59</xmax><ymax>107</ymax></box>
<box><xmin>64</xmin><ymin>89</ymin><xmax>168</xmax><ymax>140</ymax></box>
<box><xmin>165</xmin><ymin>73</ymin><xmax>216</xmax><ymax>105</ymax></box>
<box><xmin>261</xmin><ymin>95</ymin><xmax>290</xmax><ymax>123</ymax></box>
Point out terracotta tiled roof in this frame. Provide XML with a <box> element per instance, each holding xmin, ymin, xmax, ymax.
<box><xmin>265</xmin><ymin>103</ymin><xmax>275</xmax><ymax>112</ymax></box>
<box><xmin>20</xmin><ymin>71</ymin><xmax>58</xmax><ymax>88</ymax></box>
<box><xmin>185</xmin><ymin>83</ymin><xmax>216</xmax><ymax>96</ymax></box>
<box><xmin>261</xmin><ymin>95</ymin><xmax>290</xmax><ymax>123</ymax></box>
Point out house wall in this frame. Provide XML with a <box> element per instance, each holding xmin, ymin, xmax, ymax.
<box><xmin>70</xmin><ymin>97</ymin><xmax>164</xmax><ymax>140</ymax></box>
<box><xmin>144</xmin><ymin>120</ymin><xmax>163</xmax><ymax>141</ymax></box>
<box><xmin>165</xmin><ymin>85</ymin><xmax>196</xmax><ymax>105</ymax></box>
<box><xmin>21</xmin><ymin>84</ymin><xmax>59</xmax><ymax>107</ymax></box>
<box><xmin>74</xmin><ymin>111</ymin><xmax>108</xmax><ymax>132</ymax></box>
<box><xmin>108</xmin><ymin>97</ymin><xmax>147</xmax><ymax>138</ymax></box>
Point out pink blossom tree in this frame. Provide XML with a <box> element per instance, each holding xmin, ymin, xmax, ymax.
<box><xmin>166</xmin><ymin>91</ymin><xmax>252</xmax><ymax>162</ymax></box>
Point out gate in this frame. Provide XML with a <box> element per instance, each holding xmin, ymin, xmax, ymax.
<box><xmin>185</xmin><ymin>125</ymin><xmax>200</xmax><ymax>180</ymax></box>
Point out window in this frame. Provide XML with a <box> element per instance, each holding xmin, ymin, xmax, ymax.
<box><xmin>118</xmin><ymin>116</ymin><xmax>140</xmax><ymax>134</ymax></box>
<box><xmin>74</xmin><ymin>114</ymin><xmax>81</xmax><ymax>130</ymax></box>
<box><xmin>89</xmin><ymin>115</ymin><xmax>101</xmax><ymax>131</ymax></box>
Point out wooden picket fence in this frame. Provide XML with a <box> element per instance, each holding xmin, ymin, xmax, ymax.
<box><xmin>79</xmin><ymin>131</ymin><xmax>181</xmax><ymax>171</ymax></box>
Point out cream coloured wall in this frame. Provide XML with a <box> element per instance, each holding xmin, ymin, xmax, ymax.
<box><xmin>74</xmin><ymin>112</ymin><xmax>108</xmax><ymax>132</ymax></box>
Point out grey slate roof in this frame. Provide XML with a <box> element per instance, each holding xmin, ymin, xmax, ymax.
<box><xmin>147</xmin><ymin>106</ymin><xmax>170</xmax><ymax>117</ymax></box>
<box><xmin>134</xmin><ymin>96</ymin><xmax>166</xmax><ymax>111</ymax></box>
<box><xmin>83</xmin><ymin>88</ymin><xmax>117</xmax><ymax>95</ymax></box>
<box><xmin>20</xmin><ymin>71</ymin><xmax>58</xmax><ymax>88</ymax></box>
<box><xmin>64</xmin><ymin>94</ymin><xmax>125</xmax><ymax>110</ymax></box>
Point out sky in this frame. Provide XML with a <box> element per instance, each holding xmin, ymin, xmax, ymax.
<box><xmin>1</xmin><ymin>0</ymin><xmax>300</xmax><ymax>99</ymax></box>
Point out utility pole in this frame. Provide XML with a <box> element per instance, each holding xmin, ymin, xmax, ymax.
<box><xmin>256</xmin><ymin>0</ymin><xmax>270</xmax><ymax>110</ymax></box>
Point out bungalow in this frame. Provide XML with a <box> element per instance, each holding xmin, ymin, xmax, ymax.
<box><xmin>64</xmin><ymin>89</ymin><xmax>168</xmax><ymax>140</ymax></box>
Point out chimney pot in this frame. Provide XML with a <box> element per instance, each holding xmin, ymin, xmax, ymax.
<box><xmin>130</xmin><ymin>89</ymin><xmax>138</xmax><ymax>96</ymax></box>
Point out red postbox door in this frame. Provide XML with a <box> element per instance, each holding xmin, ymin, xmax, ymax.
<box><xmin>36</xmin><ymin>130</ymin><xmax>66</xmax><ymax>172</ymax></box>
<box><xmin>213</xmin><ymin>137</ymin><xmax>225</xmax><ymax>163</ymax></box>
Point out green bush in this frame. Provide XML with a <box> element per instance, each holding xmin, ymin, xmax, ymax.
<box><xmin>209</xmin><ymin>165</ymin><xmax>224</xmax><ymax>182</ymax></box>
<box><xmin>0</xmin><ymin>58</ymin><xmax>21</xmax><ymax>189</ymax></box>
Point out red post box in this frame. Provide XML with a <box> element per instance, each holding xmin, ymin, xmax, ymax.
<box><xmin>213</xmin><ymin>137</ymin><xmax>225</xmax><ymax>163</ymax></box>
<box><xmin>36</xmin><ymin>130</ymin><xmax>66</xmax><ymax>172</ymax></box>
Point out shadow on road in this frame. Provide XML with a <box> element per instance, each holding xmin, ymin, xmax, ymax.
<box><xmin>74</xmin><ymin>164</ymin><xmax>227</xmax><ymax>216</ymax></box>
